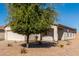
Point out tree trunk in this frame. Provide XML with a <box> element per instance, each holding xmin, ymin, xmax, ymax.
<box><xmin>40</xmin><ymin>34</ymin><xmax>42</xmax><ymax>42</ymax></box>
<box><xmin>35</xmin><ymin>34</ymin><xmax>38</xmax><ymax>42</ymax></box>
<box><xmin>39</xmin><ymin>34</ymin><xmax>42</xmax><ymax>44</ymax></box>
<box><xmin>25</xmin><ymin>35</ymin><xmax>29</xmax><ymax>48</ymax></box>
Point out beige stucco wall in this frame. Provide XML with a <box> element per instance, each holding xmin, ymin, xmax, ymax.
<box><xmin>42</xmin><ymin>28</ymin><xmax>54</xmax><ymax>42</ymax></box>
<box><xmin>51</xmin><ymin>26</ymin><xmax>58</xmax><ymax>41</ymax></box>
<box><xmin>5</xmin><ymin>25</ymin><xmax>76</xmax><ymax>42</ymax></box>
<box><xmin>5</xmin><ymin>26</ymin><xmax>25</xmax><ymax>41</ymax></box>
<box><xmin>5</xmin><ymin>31</ymin><xmax>25</xmax><ymax>41</ymax></box>
<box><xmin>5</xmin><ymin>26</ymin><xmax>56</xmax><ymax>42</ymax></box>
<box><xmin>58</xmin><ymin>27</ymin><xmax>76</xmax><ymax>41</ymax></box>
<box><xmin>5</xmin><ymin>26</ymin><xmax>41</xmax><ymax>42</ymax></box>
<box><xmin>0</xmin><ymin>32</ymin><xmax>4</xmax><ymax>40</ymax></box>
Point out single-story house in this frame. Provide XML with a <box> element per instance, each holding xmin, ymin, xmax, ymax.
<box><xmin>4</xmin><ymin>24</ymin><xmax>76</xmax><ymax>42</ymax></box>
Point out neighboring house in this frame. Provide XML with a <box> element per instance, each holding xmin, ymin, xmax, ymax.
<box><xmin>0</xmin><ymin>26</ymin><xmax>5</xmax><ymax>40</ymax></box>
<box><xmin>4</xmin><ymin>24</ymin><xmax>76</xmax><ymax>42</ymax></box>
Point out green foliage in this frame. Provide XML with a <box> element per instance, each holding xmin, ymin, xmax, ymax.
<box><xmin>8</xmin><ymin>3</ymin><xmax>57</xmax><ymax>35</ymax></box>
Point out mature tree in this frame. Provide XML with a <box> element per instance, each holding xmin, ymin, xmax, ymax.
<box><xmin>8</xmin><ymin>3</ymin><xmax>57</xmax><ymax>48</ymax></box>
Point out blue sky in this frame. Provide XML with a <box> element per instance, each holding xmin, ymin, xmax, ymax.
<box><xmin>0</xmin><ymin>3</ymin><xmax>79</xmax><ymax>31</ymax></box>
<box><xmin>0</xmin><ymin>3</ymin><xmax>8</xmax><ymax>26</ymax></box>
<box><xmin>55</xmin><ymin>3</ymin><xmax>79</xmax><ymax>31</ymax></box>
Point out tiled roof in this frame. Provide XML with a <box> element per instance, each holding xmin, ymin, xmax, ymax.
<box><xmin>54</xmin><ymin>24</ymin><xmax>76</xmax><ymax>31</ymax></box>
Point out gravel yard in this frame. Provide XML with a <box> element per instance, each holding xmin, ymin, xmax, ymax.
<box><xmin>0</xmin><ymin>33</ymin><xmax>79</xmax><ymax>56</ymax></box>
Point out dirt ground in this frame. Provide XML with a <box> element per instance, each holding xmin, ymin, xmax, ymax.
<box><xmin>0</xmin><ymin>33</ymin><xmax>79</xmax><ymax>56</ymax></box>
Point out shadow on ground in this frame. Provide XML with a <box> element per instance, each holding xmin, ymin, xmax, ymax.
<box><xmin>21</xmin><ymin>41</ymin><xmax>57</xmax><ymax>48</ymax></box>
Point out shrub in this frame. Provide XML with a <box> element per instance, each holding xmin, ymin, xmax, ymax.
<box><xmin>7</xmin><ymin>43</ymin><xmax>13</xmax><ymax>47</ymax></box>
<box><xmin>60</xmin><ymin>44</ymin><xmax>64</xmax><ymax>48</ymax></box>
<box><xmin>21</xmin><ymin>48</ymin><xmax>27</xmax><ymax>54</ymax></box>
